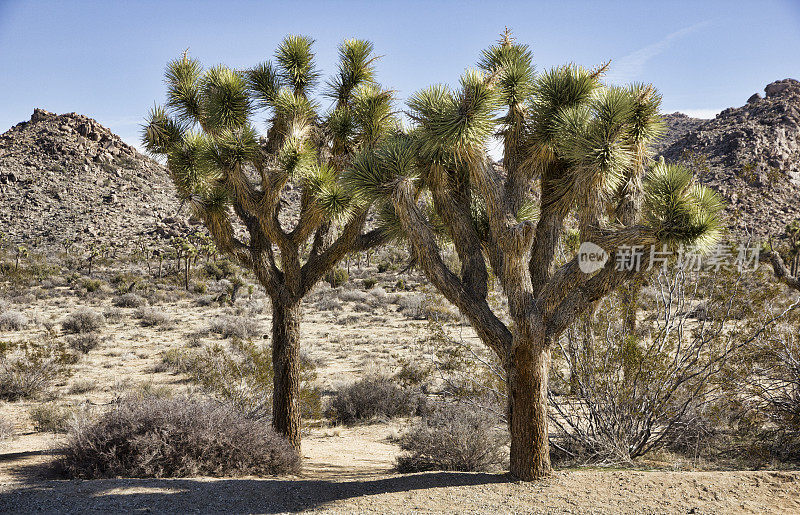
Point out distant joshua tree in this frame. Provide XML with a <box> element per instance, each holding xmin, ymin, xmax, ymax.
<box><xmin>349</xmin><ymin>32</ymin><xmax>724</xmax><ymax>479</ymax></box>
<box><xmin>767</xmin><ymin>220</ymin><xmax>800</xmax><ymax>292</ymax></box>
<box><xmin>143</xmin><ymin>36</ymin><xmax>396</xmax><ymax>451</ymax></box>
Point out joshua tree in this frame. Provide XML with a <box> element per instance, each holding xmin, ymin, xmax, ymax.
<box><xmin>350</xmin><ymin>33</ymin><xmax>724</xmax><ymax>479</ymax></box>
<box><xmin>766</xmin><ymin>224</ymin><xmax>800</xmax><ymax>293</ymax></box>
<box><xmin>143</xmin><ymin>36</ymin><xmax>394</xmax><ymax>450</ymax></box>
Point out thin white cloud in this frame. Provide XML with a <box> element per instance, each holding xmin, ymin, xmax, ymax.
<box><xmin>606</xmin><ymin>21</ymin><xmax>711</xmax><ymax>84</ymax></box>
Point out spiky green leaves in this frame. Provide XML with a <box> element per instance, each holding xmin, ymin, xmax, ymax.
<box><xmin>277</xmin><ymin>136</ymin><xmax>317</xmax><ymax>178</ymax></box>
<box><xmin>272</xmin><ymin>88</ymin><xmax>318</xmax><ymax>132</ymax></box>
<box><xmin>142</xmin><ymin>106</ymin><xmax>184</xmax><ymax>156</ymax></box>
<box><xmin>246</xmin><ymin>61</ymin><xmax>281</xmax><ymax>108</ymax></box>
<box><xmin>530</xmin><ymin>64</ymin><xmax>603</xmax><ymax>148</ymax></box>
<box><xmin>343</xmin><ymin>135</ymin><xmax>417</xmax><ymax>203</ymax></box>
<box><xmin>165</xmin><ymin>54</ymin><xmax>203</xmax><ymax>124</ymax></box>
<box><xmin>275</xmin><ymin>35</ymin><xmax>319</xmax><ymax>96</ymax></box>
<box><xmin>479</xmin><ymin>40</ymin><xmax>535</xmax><ymax>109</ymax></box>
<box><xmin>625</xmin><ymin>83</ymin><xmax>664</xmax><ymax>146</ymax></box>
<box><xmin>553</xmin><ymin>87</ymin><xmax>636</xmax><ymax>195</ymax></box>
<box><xmin>326</xmin><ymin>39</ymin><xmax>377</xmax><ymax>107</ymax></box>
<box><xmin>299</xmin><ymin>162</ymin><xmax>355</xmax><ymax>223</ymax></box>
<box><xmin>166</xmin><ymin>131</ymin><xmax>213</xmax><ymax>199</ymax></box>
<box><xmin>409</xmin><ymin>70</ymin><xmax>499</xmax><ymax>166</ymax></box>
<box><xmin>642</xmin><ymin>160</ymin><xmax>724</xmax><ymax>251</ymax></box>
<box><xmin>351</xmin><ymin>85</ymin><xmax>396</xmax><ymax>149</ymax></box>
<box><xmin>201</xmin><ymin>66</ymin><xmax>251</xmax><ymax>132</ymax></box>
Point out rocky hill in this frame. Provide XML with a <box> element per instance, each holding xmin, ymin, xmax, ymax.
<box><xmin>0</xmin><ymin>109</ymin><xmax>196</xmax><ymax>251</ymax></box>
<box><xmin>657</xmin><ymin>79</ymin><xmax>800</xmax><ymax>238</ymax></box>
<box><xmin>2</xmin><ymin>79</ymin><xmax>799</xmax><ymax>253</ymax></box>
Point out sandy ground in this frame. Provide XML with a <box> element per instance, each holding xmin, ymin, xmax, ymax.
<box><xmin>2</xmin><ymin>277</ymin><xmax>800</xmax><ymax>513</ymax></box>
<box><xmin>2</xmin><ymin>426</ymin><xmax>800</xmax><ymax>514</ymax></box>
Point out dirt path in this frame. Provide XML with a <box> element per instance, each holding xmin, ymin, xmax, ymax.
<box><xmin>2</xmin><ymin>428</ymin><xmax>799</xmax><ymax>514</ymax></box>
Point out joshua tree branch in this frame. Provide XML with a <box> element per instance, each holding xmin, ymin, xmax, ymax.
<box><xmin>393</xmin><ymin>179</ymin><xmax>512</xmax><ymax>357</ymax></box>
<box><xmin>766</xmin><ymin>250</ymin><xmax>800</xmax><ymax>292</ymax></box>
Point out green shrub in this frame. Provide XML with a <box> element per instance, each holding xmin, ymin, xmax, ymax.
<box><xmin>325</xmin><ymin>267</ymin><xmax>348</xmax><ymax>288</ymax></box>
<box><xmin>164</xmin><ymin>339</ymin><xmax>320</xmax><ymax>421</ymax></box>
<box><xmin>362</xmin><ymin>278</ymin><xmax>377</xmax><ymax>289</ymax></box>
<box><xmin>82</xmin><ymin>279</ymin><xmax>103</xmax><ymax>293</ymax></box>
<box><xmin>59</xmin><ymin>395</ymin><xmax>300</xmax><ymax>478</ymax></box>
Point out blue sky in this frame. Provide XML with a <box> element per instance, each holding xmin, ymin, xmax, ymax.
<box><xmin>1</xmin><ymin>0</ymin><xmax>799</xmax><ymax>149</ymax></box>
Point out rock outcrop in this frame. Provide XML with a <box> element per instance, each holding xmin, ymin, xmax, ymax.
<box><xmin>0</xmin><ymin>109</ymin><xmax>198</xmax><ymax>249</ymax></box>
<box><xmin>657</xmin><ymin>79</ymin><xmax>800</xmax><ymax>237</ymax></box>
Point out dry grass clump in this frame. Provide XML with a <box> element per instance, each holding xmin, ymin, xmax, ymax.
<box><xmin>112</xmin><ymin>293</ymin><xmax>146</xmax><ymax>308</ymax></box>
<box><xmin>134</xmin><ymin>307</ymin><xmax>173</xmax><ymax>328</ymax></box>
<box><xmin>396</xmin><ymin>404</ymin><xmax>505</xmax><ymax>473</ymax></box>
<box><xmin>29</xmin><ymin>402</ymin><xmax>74</xmax><ymax>432</ymax></box>
<box><xmin>68</xmin><ymin>378</ymin><xmax>98</xmax><ymax>395</ymax></box>
<box><xmin>62</xmin><ymin>308</ymin><xmax>104</xmax><ymax>334</ymax></box>
<box><xmin>59</xmin><ymin>395</ymin><xmax>300</xmax><ymax>478</ymax></box>
<box><xmin>325</xmin><ymin>375</ymin><xmax>426</xmax><ymax>425</ymax></box>
<box><xmin>209</xmin><ymin>315</ymin><xmax>261</xmax><ymax>339</ymax></box>
<box><xmin>0</xmin><ymin>310</ymin><xmax>28</xmax><ymax>331</ymax></box>
<box><xmin>67</xmin><ymin>333</ymin><xmax>101</xmax><ymax>354</ymax></box>
<box><xmin>0</xmin><ymin>339</ymin><xmax>75</xmax><ymax>401</ymax></box>
<box><xmin>0</xmin><ymin>417</ymin><xmax>13</xmax><ymax>440</ymax></box>
<box><xmin>315</xmin><ymin>297</ymin><xmax>342</xmax><ymax>311</ymax></box>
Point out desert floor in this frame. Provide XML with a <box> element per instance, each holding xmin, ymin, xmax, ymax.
<box><xmin>1</xmin><ymin>274</ymin><xmax>800</xmax><ymax>513</ymax></box>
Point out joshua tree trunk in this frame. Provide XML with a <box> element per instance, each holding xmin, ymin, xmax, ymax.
<box><xmin>507</xmin><ymin>332</ymin><xmax>551</xmax><ymax>480</ymax></box>
<box><xmin>271</xmin><ymin>299</ymin><xmax>302</xmax><ymax>450</ymax></box>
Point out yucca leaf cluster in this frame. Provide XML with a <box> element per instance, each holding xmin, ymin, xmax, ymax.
<box><xmin>143</xmin><ymin>37</ymin><xmax>397</xmax><ymax>258</ymax></box>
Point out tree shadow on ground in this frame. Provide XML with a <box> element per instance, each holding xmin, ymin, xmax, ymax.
<box><xmin>0</xmin><ymin>455</ymin><xmax>511</xmax><ymax>514</ymax></box>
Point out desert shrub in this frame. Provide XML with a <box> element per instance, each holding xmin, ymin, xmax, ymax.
<box><xmin>68</xmin><ymin>378</ymin><xmax>97</xmax><ymax>395</ymax></box>
<box><xmin>103</xmin><ymin>307</ymin><xmax>124</xmax><ymax>322</ymax></box>
<box><xmin>737</xmin><ymin>328</ymin><xmax>800</xmax><ymax>462</ymax></box>
<box><xmin>394</xmin><ymin>359</ymin><xmax>433</xmax><ymax>387</ymax></box>
<box><xmin>396</xmin><ymin>404</ymin><xmax>505</xmax><ymax>472</ymax></box>
<box><xmin>203</xmin><ymin>259</ymin><xmax>237</xmax><ymax>281</ymax></box>
<box><xmin>67</xmin><ymin>333</ymin><xmax>101</xmax><ymax>354</ymax></box>
<box><xmin>325</xmin><ymin>267</ymin><xmax>348</xmax><ymax>288</ymax></box>
<box><xmin>0</xmin><ymin>417</ymin><xmax>12</xmax><ymax>440</ymax></box>
<box><xmin>60</xmin><ymin>395</ymin><xmax>300</xmax><ymax>478</ymax></box>
<box><xmin>377</xmin><ymin>262</ymin><xmax>390</xmax><ymax>273</ymax></box>
<box><xmin>0</xmin><ymin>310</ymin><xmax>28</xmax><ymax>331</ymax></box>
<box><xmin>209</xmin><ymin>315</ymin><xmax>261</xmax><ymax>339</ymax></box>
<box><xmin>82</xmin><ymin>278</ymin><xmax>103</xmax><ymax>293</ymax></box>
<box><xmin>397</xmin><ymin>294</ymin><xmax>425</xmax><ymax>319</ymax></box>
<box><xmin>29</xmin><ymin>403</ymin><xmax>73</xmax><ymax>432</ymax></box>
<box><xmin>339</xmin><ymin>289</ymin><xmax>367</xmax><ymax>303</ymax></box>
<box><xmin>315</xmin><ymin>297</ymin><xmax>342</xmax><ymax>311</ymax></box>
<box><xmin>164</xmin><ymin>339</ymin><xmax>320</xmax><ymax>420</ymax></box>
<box><xmin>548</xmin><ymin>265</ymin><xmax>791</xmax><ymax>464</ymax></box>
<box><xmin>0</xmin><ymin>339</ymin><xmax>75</xmax><ymax>401</ymax></box>
<box><xmin>62</xmin><ymin>309</ymin><xmax>104</xmax><ymax>334</ymax></box>
<box><xmin>325</xmin><ymin>375</ymin><xmax>426</xmax><ymax>425</ymax></box>
<box><xmin>112</xmin><ymin>293</ymin><xmax>146</xmax><ymax>308</ymax></box>
<box><xmin>362</xmin><ymin>278</ymin><xmax>377</xmax><ymax>289</ymax></box>
<box><xmin>134</xmin><ymin>307</ymin><xmax>173</xmax><ymax>328</ymax></box>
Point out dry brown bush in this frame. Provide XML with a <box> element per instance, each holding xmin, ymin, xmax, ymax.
<box><xmin>59</xmin><ymin>395</ymin><xmax>300</xmax><ymax>478</ymax></box>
